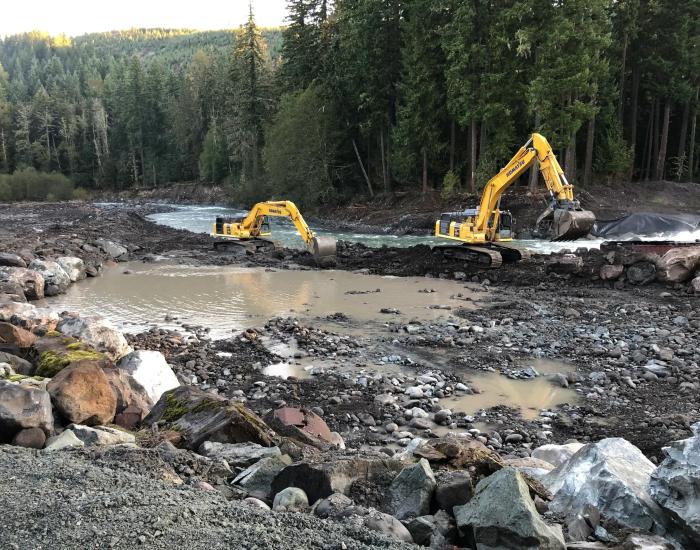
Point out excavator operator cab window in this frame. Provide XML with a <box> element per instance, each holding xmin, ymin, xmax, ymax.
<box><xmin>498</xmin><ymin>211</ymin><xmax>514</xmax><ymax>237</ymax></box>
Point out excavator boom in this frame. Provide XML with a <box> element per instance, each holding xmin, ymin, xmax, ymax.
<box><xmin>213</xmin><ymin>200</ymin><xmax>336</xmax><ymax>265</ymax></box>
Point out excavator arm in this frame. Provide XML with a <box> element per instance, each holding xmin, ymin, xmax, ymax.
<box><xmin>213</xmin><ymin>200</ymin><xmax>336</xmax><ymax>264</ymax></box>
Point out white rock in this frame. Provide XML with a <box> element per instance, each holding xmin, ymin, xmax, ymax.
<box><xmin>543</xmin><ymin>438</ymin><xmax>667</xmax><ymax>533</ymax></box>
<box><xmin>56</xmin><ymin>257</ymin><xmax>86</xmax><ymax>282</ymax></box>
<box><xmin>0</xmin><ymin>302</ymin><xmax>58</xmax><ymax>329</ymax></box>
<box><xmin>408</xmin><ymin>407</ymin><xmax>429</xmax><ymax>419</ymax></box>
<box><xmin>242</xmin><ymin>497</ymin><xmax>271</xmax><ymax>511</ymax></box>
<box><xmin>44</xmin><ymin>429</ymin><xmax>85</xmax><ymax>451</ymax></box>
<box><xmin>68</xmin><ymin>424</ymin><xmax>136</xmax><ymax>446</ymax></box>
<box><xmin>117</xmin><ymin>350</ymin><xmax>179</xmax><ymax>404</ymax></box>
<box><xmin>57</xmin><ymin>314</ymin><xmax>132</xmax><ymax>361</ymax></box>
<box><xmin>27</xmin><ymin>259</ymin><xmax>71</xmax><ymax>296</ymax></box>
<box><xmin>273</xmin><ymin>487</ymin><xmax>309</xmax><ymax>511</ymax></box>
<box><xmin>531</xmin><ymin>442</ymin><xmax>585</xmax><ymax>467</ymax></box>
<box><xmin>406</xmin><ymin>387</ymin><xmax>424</xmax><ymax>399</ymax></box>
<box><xmin>94</xmin><ymin>239</ymin><xmax>128</xmax><ymax>260</ymax></box>
<box><xmin>649</xmin><ymin>422</ymin><xmax>700</xmax><ymax>545</ymax></box>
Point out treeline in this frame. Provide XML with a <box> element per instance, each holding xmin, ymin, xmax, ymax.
<box><xmin>0</xmin><ymin>1</ymin><xmax>698</xmax><ymax>208</ymax></box>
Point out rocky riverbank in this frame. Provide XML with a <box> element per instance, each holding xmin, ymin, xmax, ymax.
<box><xmin>1</xmin><ymin>200</ymin><xmax>699</xmax><ymax>549</ymax></box>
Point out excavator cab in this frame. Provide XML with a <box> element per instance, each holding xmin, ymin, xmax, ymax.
<box><xmin>437</xmin><ymin>208</ymin><xmax>514</xmax><ymax>242</ymax></box>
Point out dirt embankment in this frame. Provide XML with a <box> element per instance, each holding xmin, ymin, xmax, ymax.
<box><xmin>102</xmin><ymin>183</ymin><xmax>227</xmax><ymax>205</ymax></box>
<box><xmin>316</xmin><ymin>180</ymin><xmax>700</xmax><ymax>236</ymax></box>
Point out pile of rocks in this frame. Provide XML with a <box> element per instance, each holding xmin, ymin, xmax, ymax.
<box><xmin>0</xmin><ymin>300</ymin><xmax>179</xmax><ymax>449</ymax></box>
<box><xmin>0</xmin><ymin>237</ymin><xmax>133</xmax><ymax>302</ymax></box>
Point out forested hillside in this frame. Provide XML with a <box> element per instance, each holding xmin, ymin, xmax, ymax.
<box><xmin>0</xmin><ymin>1</ymin><xmax>698</xmax><ymax>207</ymax></box>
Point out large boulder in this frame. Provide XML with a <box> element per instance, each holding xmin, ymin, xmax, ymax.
<box><xmin>532</xmin><ymin>442</ymin><xmax>585</xmax><ymax>468</ymax></box>
<box><xmin>12</xmin><ymin>427</ymin><xmax>46</xmax><ymax>448</ymax></box>
<box><xmin>627</xmin><ymin>261</ymin><xmax>657</xmax><ymax>285</ymax></box>
<box><xmin>0</xmin><ymin>253</ymin><xmax>27</xmax><ymax>268</ymax></box>
<box><xmin>0</xmin><ymin>280</ymin><xmax>27</xmax><ymax>303</ymax></box>
<box><xmin>0</xmin><ymin>302</ymin><xmax>58</xmax><ymax>330</ymax></box>
<box><xmin>143</xmin><ymin>385</ymin><xmax>278</xmax><ymax>450</ymax></box>
<box><xmin>363</xmin><ymin>511</ymin><xmax>414</xmax><ymax>543</ymax></box>
<box><xmin>648</xmin><ymin>423</ymin><xmax>700</xmax><ymax>545</ymax></box>
<box><xmin>57</xmin><ymin>314</ymin><xmax>132</xmax><ymax>361</ymax></box>
<box><xmin>542</xmin><ymin>438</ymin><xmax>667</xmax><ymax>533</ymax></box>
<box><xmin>47</xmin><ymin>364</ymin><xmax>117</xmax><ymax>426</ymax></box>
<box><xmin>0</xmin><ymin>381</ymin><xmax>53</xmax><ymax>440</ymax></box>
<box><xmin>56</xmin><ymin>257</ymin><xmax>86</xmax><ymax>282</ymax></box>
<box><xmin>27</xmin><ymin>259</ymin><xmax>71</xmax><ymax>296</ymax></box>
<box><xmin>44</xmin><ymin>429</ymin><xmax>85</xmax><ymax>451</ymax></box>
<box><xmin>103</xmin><ymin>368</ymin><xmax>153</xmax><ymax>427</ymax></box>
<box><xmin>116</xmin><ymin>350</ymin><xmax>178</xmax><ymax>403</ymax></box>
<box><xmin>455</xmin><ymin>468</ymin><xmax>565</xmax><ymax>550</ymax></box>
<box><xmin>385</xmin><ymin>458</ymin><xmax>436</xmax><ymax>520</ymax></box>
<box><xmin>271</xmin><ymin>456</ymin><xmax>405</xmax><ymax>505</ymax></box>
<box><xmin>198</xmin><ymin>441</ymin><xmax>281</xmax><ymax>468</ymax></box>
<box><xmin>434</xmin><ymin>470</ymin><xmax>474</xmax><ymax>513</ymax></box>
<box><xmin>264</xmin><ymin>407</ymin><xmax>337</xmax><ymax>450</ymax></box>
<box><xmin>68</xmin><ymin>424</ymin><xmax>136</xmax><ymax>446</ymax></box>
<box><xmin>0</xmin><ymin>322</ymin><xmax>36</xmax><ymax>352</ymax></box>
<box><xmin>600</xmin><ymin>264</ymin><xmax>624</xmax><ymax>280</ymax></box>
<box><xmin>94</xmin><ymin>239</ymin><xmax>128</xmax><ymax>261</ymax></box>
<box><xmin>34</xmin><ymin>334</ymin><xmax>111</xmax><ymax>377</ymax></box>
<box><xmin>272</xmin><ymin>487</ymin><xmax>309</xmax><ymax>512</ymax></box>
<box><xmin>546</xmin><ymin>255</ymin><xmax>583</xmax><ymax>275</ymax></box>
<box><xmin>0</xmin><ymin>267</ymin><xmax>45</xmax><ymax>300</ymax></box>
<box><xmin>0</xmin><ymin>351</ymin><xmax>33</xmax><ymax>375</ymax></box>
<box><xmin>656</xmin><ymin>246</ymin><xmax>700</xmax><ymax>283</ymax></box>
<box><xmin>233</xmin><ymin>455</ymin><xmax>293</xmax><ymax>500</ymax></box>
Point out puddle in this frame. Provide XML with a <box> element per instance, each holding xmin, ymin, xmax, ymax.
<box><xmin>44</xmin><ymin>262</ymin><xmax>477</xmax><ymax>339</ymax></box>
<box><xmin>441</xmin><ymin>359</ymin><xmax>578</xmax><ymax>420</ymax></box>
<box><xmin>261</xmin><ymin>362</ymin><xmax>312</xmax><ymax>380</ymax></box>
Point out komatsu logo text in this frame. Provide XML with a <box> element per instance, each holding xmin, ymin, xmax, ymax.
<box><xmin>506</xmin><ymin>160</ymin><xmax>525</xmax><ymax>177</ymax></box>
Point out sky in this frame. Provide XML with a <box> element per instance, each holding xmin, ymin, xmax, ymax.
<box><xmin>0</xmin><ymin>0</ymin><xmax>289</xmax><ymax>38</ymax></box>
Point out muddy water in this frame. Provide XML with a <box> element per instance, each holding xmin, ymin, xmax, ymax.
<box><xmin>441</xmin><ymin>359</ymin><xmax>578</xmax><ymax>420</ymax></box>
<box><xmin>44</xmin><ymin>262</ymin><xmax>476</xmax><ymax>338</ymax></box>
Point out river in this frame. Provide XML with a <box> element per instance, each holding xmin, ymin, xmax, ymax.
<box><xmin>145</xmin><ymin>204</ymin><xmax>606</xmax><ymax>254</ymax></box>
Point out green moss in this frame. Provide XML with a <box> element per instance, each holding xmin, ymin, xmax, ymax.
<box><xmin>35</xmin><ymin>351</ymin><xmax>69</xmax><ymax>377</ymax></box>
<box><xmin>161</xmin><ymin>392</ymin><xmax>188</xmax><ymax>423</ymax></box>
<box><xmin>45</xmin><ymin>330</ymin><xmax>61</xmax><ymax>337</ymax></box>
<box><xmin>35</xmin><ymin>348</ymin><xmax>106</xmax><ymax>377</ymax></box>
<box><xmin>65</xmin><ymin>342</ymin><xmax>82</xmax><ymax>350</ymax></box>
<box><xmin>8</xmin><ymin>374</ymin><xmax>27</xmax><ymax>382</ymax></box>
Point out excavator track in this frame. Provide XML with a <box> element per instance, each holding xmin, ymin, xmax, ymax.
<box><xmin>212</xmin><ymin>237</ymin><xmax>277</xmax><ymax>254</ymax></box>
<box><xmin>432</xmin><ymin>243</ymin><xmax>522</xmax><ymax>269</ymax></box>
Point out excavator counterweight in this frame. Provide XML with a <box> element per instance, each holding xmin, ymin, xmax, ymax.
<box><xmin>213</xmin><ymin>201</ymin><xmax>336</xmax><ymax>265</ymax></box>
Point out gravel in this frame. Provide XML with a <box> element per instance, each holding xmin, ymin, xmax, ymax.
<box><xmin>0</xmin><ymin>446</ymin><xmax>414</xmax><ymax>550</ymax></box>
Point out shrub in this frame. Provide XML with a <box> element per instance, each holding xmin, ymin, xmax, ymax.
<box><xmin>0</xmin><ymin>167</ymin><xmax>76</xmax><ymax>202</ymax></box>
<box><xmin>441</xmin><ymin>170</ymin><xmax>460</xmax><ymax>199</ymax></box>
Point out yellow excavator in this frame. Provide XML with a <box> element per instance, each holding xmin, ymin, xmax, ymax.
<box><xmin>213</xmin><ymin>200</ymin><xmax>337</xmax><ymax>265</ymax></box>
<box><xmin>435</xmin><ymin>133</ymin><xmax>596</xmax><ymax>267</ymax></box>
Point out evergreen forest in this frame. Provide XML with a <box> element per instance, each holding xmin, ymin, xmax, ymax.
<box><xmin>0</xmin><ymin>0</ymin><xmax>698</xmax><ymax>206</ymax></box>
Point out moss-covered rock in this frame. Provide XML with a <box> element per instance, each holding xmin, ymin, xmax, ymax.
<box><xmin>143</xmin><ymin>386</ymin><xmax>279</xmax><ymax>450</ymax></box>
<box><xmin>33</xmin><ymin>335</ymin><xmax>113</xmax><ymax>377</ymax></box>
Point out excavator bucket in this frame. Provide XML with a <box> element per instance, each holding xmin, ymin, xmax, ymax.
<box><xmin>551</xmin><ymin>209</ymin><xmax>596</xmax><ymax>241</ymax></box>
<box><xmin>310</xmin><ymin>236</ymin><xmax>337</xmax><ymax>266</ymax></box>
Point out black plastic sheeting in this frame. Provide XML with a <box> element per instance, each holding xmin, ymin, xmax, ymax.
<box><xmin>592</xmin><ymin>213</ymin><xmax>700</xmax><ymax>238</ymax></box>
